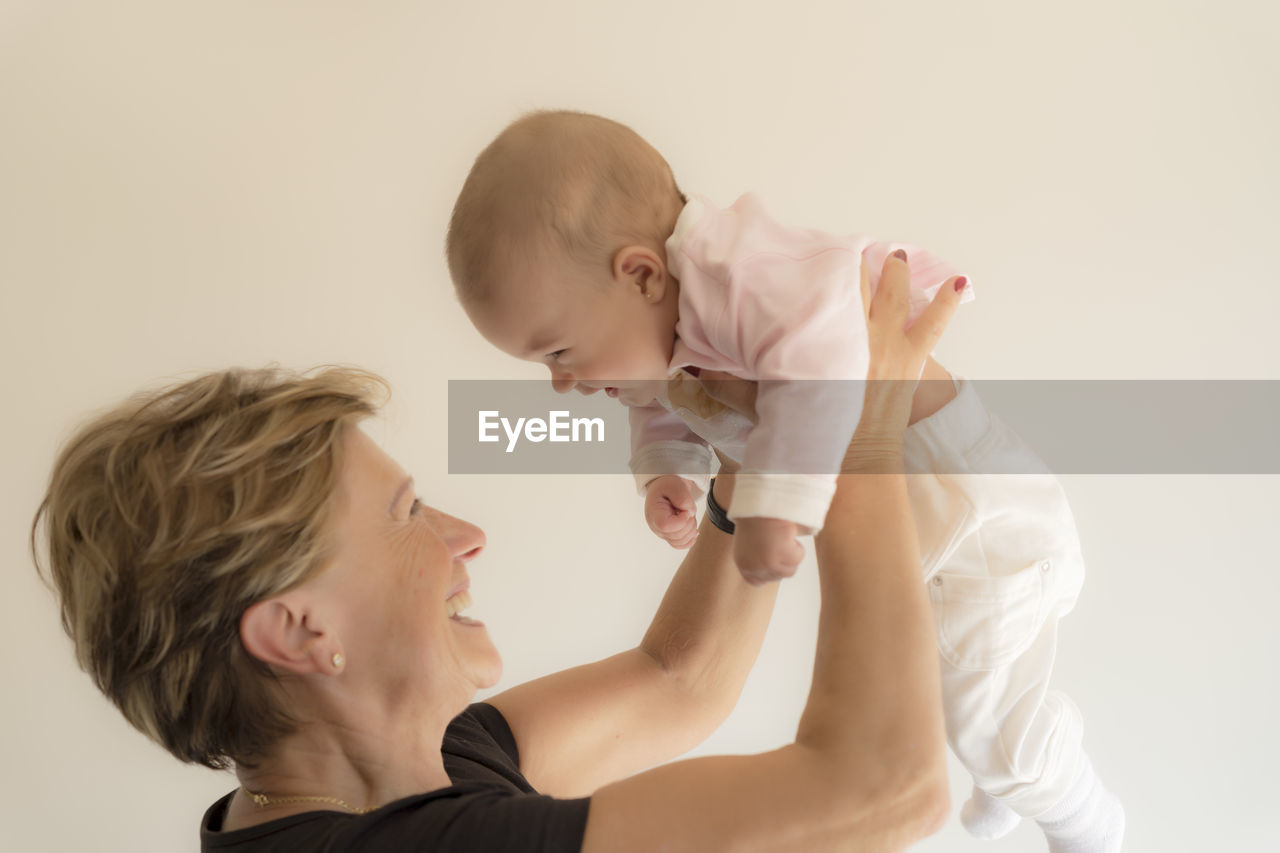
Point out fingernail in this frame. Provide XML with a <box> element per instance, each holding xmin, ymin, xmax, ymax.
<box><xmin>892</xmin><ymin>249</ymin><xmax>908</xmax><ymax>261</ymax></box>
<box><xmin>954</xmin><ymin>276</ymin><xmax>967</xmax><ymax>293</ymax></box>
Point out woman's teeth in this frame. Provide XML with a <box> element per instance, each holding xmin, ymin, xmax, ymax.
<box><xmin>446</xmin><ymin>589</ymin><xmax>482</xmax><ymax>624</ymax></box>
<box><xmin>445</xmin><ymin>589</ymin><xmax>472</xmax><ymax>618</ymax></box>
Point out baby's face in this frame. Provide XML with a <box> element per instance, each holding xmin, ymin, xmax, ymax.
<box><xmin>467</xmin><ymin>262</ymin><xmax>677</xmax><ymax>407</ymax></box>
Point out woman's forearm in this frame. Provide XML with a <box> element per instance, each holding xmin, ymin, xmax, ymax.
<box><xmin>799</xmin><ymin>415</ymin><xmax>949</xmax><ymax>809</ymax></box>
<box><xmin>583</xmin><ymin>258</ymin><xmax>959</xmax><ymax>850</ymax></box>
<box><xmin>638</xmin><ymin>472</ymin><xmax>779</xmax><ymax>727</ymax></box>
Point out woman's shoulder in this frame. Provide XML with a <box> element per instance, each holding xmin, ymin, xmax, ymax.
<box><xmin>442</xmin><ymin>702</ymin><xmax>532</xmax><ymax>792</ymax></box>
<box><xmin>200</xmin><ymin>783</ymin><xmax>486</xmax><ymax>851</ymax></box>
<box><xmin>201</xmin><ymin>783</ymin><xmax>589</xmax><ymax>852</ymax></box>
<box><xmin>201</xmin><ymin>705</ymin><xmax>588</xmax><ymax>852</ymax></box>
<box><xmin>446</xmin><ymin>702</ymin><xmax>518</xmax><ymax>757</ymax></box>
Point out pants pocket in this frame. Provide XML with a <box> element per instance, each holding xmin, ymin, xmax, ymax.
<box><xmin>930</xmin><ymin>559</ymin><xmax>1052</xmax><ymax>671</ymax></box>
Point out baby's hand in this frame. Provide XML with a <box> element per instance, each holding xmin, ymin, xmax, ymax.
<box><xmin>644</xmin><ymin>475</ymin><xmax>700</xmax><ymax>549</ymax></box>
<box><xmin>733</xmin><ymin>517</ymin><xmax>804</xmax><ymax>585</ymax></box>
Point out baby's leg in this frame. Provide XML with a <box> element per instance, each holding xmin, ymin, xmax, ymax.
<box><xmin>903</xmin><ymin>377</ymin><xmax>1124</xmax><ymax>851</ymax></box>
<box><xmin>930</xmin><ymin>500</ymin><xmax>1123</xmax><ymax>852</ymax></box>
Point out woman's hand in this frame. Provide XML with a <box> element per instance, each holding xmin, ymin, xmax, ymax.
<box><xmin>580</xmin><ymin>249</ymin><xmax>956</xmax><ymax>852</ymax></box>
<box><xmin>856</xmin><ymin>250</ymin><xmax>966</xmax><ymax>440</ymax></box>
<box><xmin>699</xmin><ymin>251</ymin><xmax>964</xmax><ymax>473</ymax></box>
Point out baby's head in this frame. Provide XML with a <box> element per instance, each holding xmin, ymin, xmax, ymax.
<box><xmin>447</xmin><ymin>111</ymin><xmax>686</xmax><ymax>403</ymax></box>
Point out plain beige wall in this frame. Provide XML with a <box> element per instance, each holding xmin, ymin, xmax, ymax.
<box><xmin>2</xmin><ymin>1</ymin><xmax>1277</xmax><ymax>850</ymax></box>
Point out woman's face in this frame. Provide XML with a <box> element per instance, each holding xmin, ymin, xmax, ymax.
<box><xmin>315</xmin><ymin>427</ymin><xmax>501</xmax><ymax>708</ymax></box>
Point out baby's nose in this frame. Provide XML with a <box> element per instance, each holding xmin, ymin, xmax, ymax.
<box><xmin>551</xmin><ymin>374</ymin><xmax>576</xmax><ymax>394</ymax></box>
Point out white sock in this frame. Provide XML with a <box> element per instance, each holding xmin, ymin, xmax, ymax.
<box><xmin>1036</xmin><ymin>756</ymin><xmax>1126</xmax><ymax>853</ymax></box>
<box><xmin>960</xmin><ymin>785</ymin><xmax>1022</xmax><ymax>840</ymax></box>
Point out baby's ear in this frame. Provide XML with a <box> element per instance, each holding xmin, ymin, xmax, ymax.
<box><xmin>613</xmin><ymin>245</ymin><xmax>669</xmax><ymax>302</ymax></box>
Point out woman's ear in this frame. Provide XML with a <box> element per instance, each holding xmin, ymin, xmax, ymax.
<box><xmin>613</xmin><ymin>245</ymin><xmax>669</xmax><ymax>303</ymax></box>
<box><xmin>240</xmin><ymin>592</ymin><xmax>334</xmax><ymax>676</ymax></box>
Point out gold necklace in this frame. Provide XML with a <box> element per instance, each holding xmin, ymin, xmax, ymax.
<box><xmin>243</xmin><ymin>786</ymin><xmax>376</xmax><ymax>815</ymax></box>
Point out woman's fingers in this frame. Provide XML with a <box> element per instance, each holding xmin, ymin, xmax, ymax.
<box><xmin>859</xmin><ymin>254</ymin><xmax>873</xmax><ymax>324</ymax></box>
<box><xmin>905</xmin><ymin>275</ymin><xmax>965</xmax><ymax>356</ymax></box>
<box><xmin>870</xmin><ymin>249</ymin><xmax>912</xmax><ymax>327</ymax></box>
<box><xmin>861</xmin><ymin>250</ymin><xmax>965</xmax><ymax>384</ymax></box>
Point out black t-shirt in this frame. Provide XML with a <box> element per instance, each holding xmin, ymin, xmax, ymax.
<box><xmin>200</xmin><ymin>703</ymin><xmax>590</xmax><ymax>852</ymax></box>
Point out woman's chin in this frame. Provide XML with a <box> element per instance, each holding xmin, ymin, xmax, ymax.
<box><xmin>447</xmin><ymin>617</ymin><xmax>502</xmax><ymax>689</ymax></box>
<box><xmin>474</xmin><ymin>657</ymin><xmax>503</xmax><ymax>690</ymax></box>
<box><xmin>469</xmin><ymin>642</ymin><xmax>503</xmax><ymax>689</ymax></box>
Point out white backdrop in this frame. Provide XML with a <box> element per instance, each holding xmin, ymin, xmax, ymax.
<box><xmin>2</xmin><ymin>2</ymin><xmax>1277</xmax><ymax>851</ymax></box>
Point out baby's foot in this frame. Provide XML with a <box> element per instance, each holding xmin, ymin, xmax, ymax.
<box><xmin>1036</xmin><ymin>757</ymin><xmax>1126</xmax><ymax>853</ymax></box>
<box><xmin>959</xmin><ymin>785</ymin><xmax>1021</xmax><ymax>840</ymax></box>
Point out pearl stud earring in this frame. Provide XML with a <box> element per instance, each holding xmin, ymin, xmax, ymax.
<box><xmin>332</xmin><ymin>653</ymin><xmax>344</xmax><ymax>669</ymax></box>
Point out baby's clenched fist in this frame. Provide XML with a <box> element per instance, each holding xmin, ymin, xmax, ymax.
<box><xmin>644</xmin><ymin>475</ymin><xmax>700</xmax><ymax>549</ymax></box>
<box><xmin>733</xmin><ymin>517</ymin><xmax>804</xmax><ymax>585</ymax></box>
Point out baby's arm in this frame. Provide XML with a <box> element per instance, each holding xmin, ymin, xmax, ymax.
<box><xmin>726</xmin><ymin>245</ymin><xmax>969</xmax><ymax>582</ymax></box>
<box><xmin>628</xmin><ymin>400</ymin><xmax>715</xmax><ymax>548</ymax></box>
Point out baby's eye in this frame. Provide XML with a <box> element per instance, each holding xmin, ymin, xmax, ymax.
<box><xmin>547</xmin><ymin>349</ymin><xmax>566</xmax><ymax>361</ymax></box>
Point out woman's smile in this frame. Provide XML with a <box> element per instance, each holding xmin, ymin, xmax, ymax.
<box><xmin>445</xmin><ymin>588</ymin><xmax>482</xmax><ymax>626</ymax></box>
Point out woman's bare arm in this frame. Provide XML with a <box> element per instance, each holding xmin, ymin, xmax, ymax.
<box><xmin>581</xmin><ymin>432</ymin><xmax>949</xmax><ymax>851</ymax></box>
<box><xmin>488</xmin><ymin>478</ymin><xmax>779</xmax><ymax>797</ymax></box>
<box><xmin>578</xmin><ymin>256</ymin><xmax>961</xmax><ymax>851</ymax></box>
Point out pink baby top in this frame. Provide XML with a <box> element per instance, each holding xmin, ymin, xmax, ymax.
<box><xmin>628</xmin><ymin>193</ymin><xmax>974</xmax><ymax>532</ymax></box>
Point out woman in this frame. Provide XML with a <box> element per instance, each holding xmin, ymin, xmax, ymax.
<box><xmin>32</xmin><ymin>253</ymin><xmax>961</xmax><ymax>851</ymax></box>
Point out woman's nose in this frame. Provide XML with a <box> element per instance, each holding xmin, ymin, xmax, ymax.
<box><xmin>427</xmin><ymin>508</ymin><xmax>486</xmax><ymax>562</ymax></box>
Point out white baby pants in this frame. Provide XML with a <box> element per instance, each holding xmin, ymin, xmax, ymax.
<box><xmin>903</xmin><ymin>374</ymin><xmax>1088</xmax><ymax>819</ymax></box>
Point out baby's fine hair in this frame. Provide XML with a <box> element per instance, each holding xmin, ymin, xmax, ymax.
<box><xmin>446</xmin><ymin>110</ymin><xmax>686</xmax><ymax>302</ymax></box>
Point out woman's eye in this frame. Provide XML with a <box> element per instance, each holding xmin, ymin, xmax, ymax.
<box><xmin>410</xmin><ymin>498</ymin><xmax>424</xmax><ymax>517</ymax></box>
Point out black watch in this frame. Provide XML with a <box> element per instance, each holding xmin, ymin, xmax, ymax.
<box><xmin>705</xmin><ymin>477</ymin><xmax>736</xmax><ymax>534</ymax></box>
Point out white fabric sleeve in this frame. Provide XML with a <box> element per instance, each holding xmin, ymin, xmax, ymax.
<box><xmin>715</xmin><ymin>250</ymin><xmax>869</xmax><ymax>533</ymax></box>
<box><xmin>727</xmin><ymin>472</ymin><xmax>837</xmax><ymax>534</ymax></box>
<box><xmin>627</xmin><ymin>400</ymin><xmax>715</xmax><ymax>497</ymax></box>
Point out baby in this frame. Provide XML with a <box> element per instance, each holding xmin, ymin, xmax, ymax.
<box><xmin>447</xmin><ymin>110</ymin><xmax>1124</xmax><ymax>852</ymax></box>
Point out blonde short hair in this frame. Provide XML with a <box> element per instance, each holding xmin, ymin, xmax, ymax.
<box><xmin>446</xmin><ymin>109</ymin><xmax>686</xmax><ymax>303</ymax></box>
<box><xmin>31</xmin><ymin>366</ymin><xmax>388</xmax><ymax>770</ymax></box>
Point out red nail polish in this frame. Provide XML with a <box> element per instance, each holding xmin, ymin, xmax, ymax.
<box><xmin>954</xmin><ymin>276</ymin><xmax>967</xmax><ymax>293</ymax></box>
<box><xmin>892</xmin><ymin>249</ymin><xmax>908</xmax><ymax>261</ymax></box>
